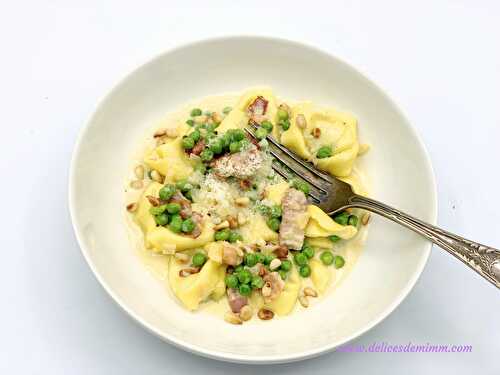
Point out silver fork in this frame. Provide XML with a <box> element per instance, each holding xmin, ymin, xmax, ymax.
<box><xmin>245</xmin><ymin>126</ymin><xmax>500</xmax><ymax>289</ymax></box>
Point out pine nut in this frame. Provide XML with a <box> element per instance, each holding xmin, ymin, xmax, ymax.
<box><xmin>179</xmin><ymin>267</ymin><xmax>200</xmax><ymax>277</ymax></box>
<box><xmin>257</xmin><ymin>308</ymin><xmax>274</xmax><ymax>320</ymax></box>
<box><xmin>146</xmin><ymin>195</ymin><xmax>161</xmax><ymax>206</ymax></box>
<box><xmin>224</xmin><ymin>312</ymin><xmax>242</xmax><ymax>325</ymax></box>
<box><xmin>261</xmin><ymin>282</ymin><xmax>272</xmax><ymax>297</ymax></box>
<box><xmin>227</xmin><ymin>215</ymin><xmax>238</xmax><ymax>229</ymax></box>
<box><xmin>239</xmin><ymin>305</ymin><xmax>253</xmax><ymax>321</ymax></box>
<box><xmin>362</xmin><ymin>212</ymin><xmax>371</xmax><ymax>225</ymax></box>
<box><xmin>312</xmin><ymin>127</ymin><xmax>321</xmax><ymax>138</ymax></box>
<box><xmin>211</xmin><ymin>112</ymin><xmax>222</xmax><ymax>124</ymax></box>
<box><xmin>153</xmin><ymin>128</ymin><xmax>167</xmax><ymax>138</ymax></box>
<box><xmin>303</xmin><ymin>287</ymin><xmax>318</xmax><ymax>298</ymax></box>
<box><xmin>130</xmin><ymin>180</ymin><xmax>143</xmax><ymax>189</ymax></box>
<box><xmin>174</xmin><ymin>252</ymin><xmax>189</xmax><ymax>264</ymax></box>
<box><xmin>150</xmin><ymin>170</ymin><xmax>163</xmax><ymax>183</ymax></box>
<box><xmin>235</xmin><ymin>197</ymin><xmax>250</xmax><ymax>207</ymax></box>
<box><xmin>299</xmin><ymin>295</ymin><xmax>309</xmax><ymax>308</ymax></box>
<box><xmin>126</xmin><ymin>202</ymin><xmax>137</xmax><ymax>212</ymax></box>
<box><xmin>269</xmin><ymin>258</ymin><xmax>281</xmax><ymax>271</ymax></box>
<box><xmin>134</xmin><ymin>165</ymin><xmax>145</xmax><ymax>180</ymax></box>
<box><xmin>165</xmin><ymin>128</ymin><xmax>178</xmax><ymax>138</ymax></box>
<box><xmin>194</xmin><ymin>115</ymin><xmax>208</xmax><ymax>125</ymax></box>
<box><xmin>214</xmin><ymin>220</ymin><xmax>230</xmax><ymax>230</ymax></box>
<box><xmin>237</xmin><ymin>212</ymin><xmax>248</xmax><ymax>226</ymax></box>
<box><xmin>296</xmin><ymin>114</ymin><xmax>307</xmax><ymax>129</ymax></box>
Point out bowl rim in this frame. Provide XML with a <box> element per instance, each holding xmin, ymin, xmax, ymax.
<box><xmin>68</xmin><ymin>35</ymin><xmax>438</xmax><ymax>364</ymax></box>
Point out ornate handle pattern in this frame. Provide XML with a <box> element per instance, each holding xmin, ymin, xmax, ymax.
<box><xmin>348</xmin><ymin>195</ymin><xmax>500</xmax><ymax>289</ymax></box>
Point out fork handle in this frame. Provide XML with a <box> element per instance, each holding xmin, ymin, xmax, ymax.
<box><xmin>347</xmin><ymin>195</ymin><xmax>500</xmax><ymax>289</ymax></box>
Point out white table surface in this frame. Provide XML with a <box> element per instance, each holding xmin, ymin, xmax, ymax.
<box><xmin>1</xmin><ymin>1</ymin><xmax>499</xmax><ymax>373</ymax></box>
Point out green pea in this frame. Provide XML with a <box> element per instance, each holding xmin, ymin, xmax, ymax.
<box><xmin>292</xmin><ymin>179</ymin><xmax>310</xmax><ymax>195</ymax></box>
<box><xmin>270</xmin><ymin>205</ymin><xmax>282</xmax><ymax>218</ymax></box>
<box><xmin>190</xmin><ymin>108</ymin><xmax>202</xmax><ymax>117</ymax></box>
<box><xmin>169</xmin><ymin>214</ymin><xmax>183</xmax><ymax>233</ymax></box>
<box><xmin>154</xmin><ymin>213</ymin><xmax>169</xmax><ymax>226</ymax></box>
<box><xmin>209</xmin><ymin>139</ymin><xmax>223</xmax><ymax>154</ymax></box>
<box><xmin>320</xmin><ymin>251</ymin><xmax>334</xmax><ymax>266</ymax></box>
<box><xmin>149</xmin><ymin>204</ymin><xmax>167</xmax><ymax>216</ymax></box>
<box><xmin>200</xmin><ymin>149</ymin><xmax>214</xmax><ymax>162</ymax></box>
<box><xmin>279</xmin><ymin>270</ymin><xmax>288</xmax><ymax>280</ymax></box>
<box><xmin>255</xmin><ymin>252</ymin><xmax>266</xmax><ymax>264</ymax></box>
<box><xmin>176</xmin><ymin>180</ymin><xmax>192</xmax><ymax>192</ymax></box>
<box><xmin>329</xmin><ymin>235</ymin><xmax>341</xmax><ymax>242</ymax></box>
<box><xmin>237</xmin><ymin>269</ymin><xmax>252</xmax><ymax>284</ymax></box>
<box><xmin>205</xmin><ymin>123</ymin><xmax>216</xmax><ymax>132</ymax></box>
<box><xmin>266</xmin><ymin>217</ymin><xmax>281</xmax><ymax>232</ymax></box>
<box><xmin>181</xmin><ymin>136</ymin><xmax>195</xmax><ymax>150</ymax></box>
<box><xmin>225</xmin><ymin>274</ymin><xmax>239</xmax><ymax>289</ymax></box>
<box><xmin>348</xmin><ymin>215</ymin><xmax>359</xmax><ymax>227</ymax></box>
<box><xmin>166</xmin><ymin>202</ymin><xmax>181</xmax><ymax>214</ymax></box>
<box><xmin>229</xmin><ymin>141</ymin><xmax>241</xmax><ymax>154</ymax></box>
<box><xmin>277</xmin><ymin>108</ymin><xmax>289</xmax><ymax>121</ymax></box>
<box><xmin>220</xmin><ymin>133</ymin><xmax>231</xmax><ymax>148</ymax></box>
<box><xmin>239</xmin><ymin>284</ymin><xmax>252</xmax><ymax>296</ymax></box>
<box><xmin>261</xmin><ymin>120</ymin><xmax>273</xmax><ymax>132</ymax></box>
<box><xmin>231</xmin><ymin>129</ymin><xmax>245</xmax><ymax>142</ymax></box>
<box><xmin>299</xmin><ymin>264</ymin><xmax>311</xmax><ymax>277</ymax></box>
<box><xmin>264</xmin><ymin>254</ymin><xmax>276</xmax><ymax>266</ymax></box>
<box><xmin>316</xmin><ymin>145</ymin><xmax>333</xmax><ymax>159</ymax></box>
<box><xmin>190</xmin><ymin>129</ymin><xmax>201</xmax><ymax>142</ymax></box>
<box><xmin>186</xmin><ymin>119</ymin><xmax>195</xmax><ymax>127</ymax></box>
<box><xmin>255</xmin><ymin>127</ymin><xmax>268</xmax><ymax>140</ymax></box>
<box><xmin>192</xmin><ymin>252</ymin><xmax>207</xmax><ymax>267</ymax></box>
<box><xmin>280</xmin><ymin>259</ymin><xmax>292</xmax><ymax>272</ymax></box>
<box><xmin>244</xmin><ymin>253</ymin><xmax>258</xmax><ymax>267</ymax></box>
<box><xmin>195</xmin><ymin>163</ymin><xmax>206</xmax><ymax>174</ymax></box>
<box><xmin>281</xmin><ymin>119</ymin><xmax>290</xmax><ymax>131</ymax></box>
<box><xmin>257</xmin><ymin>204</ymin><xmax>270</xmax><ymax>216</ymax></box>
<box><xmin>294</xmin><ymin>252</ymin><xmax>308</xmax><ymax>267</ymax></box>
<box><xmin>334</xmin><ymin>255</ymin><xmax>345</xmax><ymax>269</ymax></box>
<box><xmin>214</xmin><ymin>228</ymin><xmax>230</xmax><ymax>241</ymax></box>
<box><xmin>334</xmin><ymin>212</ymin><xmax>350</xmax><ymax>226</ymax></box>
<box><xmin>302</xmin><ymin>246</ymin><xmax>315</xmax><ymax>259</ymax></box>
<box><xmin>222</xmin><ymin>106</ymin><xmax>232</xmax><ymax>114</ymax></box>
<box><xmin>251</xmin><ymin>275</ymin><xmax>264</xmax><ymax>289</ymax></box>
<box><xmin>159</xmin><ymin>184</ymin><xmax>176</xmax><ymax>201</ymax></box>
<box><xmin>228</xmin><ymin>231</ymin><xmax>243</xmax><ymax>243</ymax></box>
<box><xmin>181</xmin><ymin>218</ymin><xmax>196</xmax><ymax>233</ymax></box>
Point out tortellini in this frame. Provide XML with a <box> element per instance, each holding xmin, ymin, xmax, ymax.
<box><xmin>310</xmin><ymin>259</ymin><xmax>333</xmax><ymax>294</ymax></box>
<box><xmin>305</xmin><ymin>205</ymin><xmax>357</xmax><ymax>240</ymax></box>
<box><xmin>168</xmin><ymin>256</ymin><xmax>226</xmax><ymax>310</ymax></box>
<box><xmin>239</xmin><ymin>213</ymin><xmax>279</xmax><ymax>244</ymax></box>
<box><xmin>217</xmin><ymin>88</ymin><xmax>278</xmax><ymax>133</ymax></box>
<box><xmin>134</xmin><ymin>182</ymin><xmax>215</xmax><ymax>253</ymax></box>
<box><xmin>280</xmin><ymin>102</ymin><xmax>360</xmax><ymax>177</ymax></box>
<box><xmin>144</xmin><ymin>137</ymin><xmax>193</xmax><ymax>183</ymax></box>
<box><xmin>264</xmin><ymin>266</ymin><xmax>301</xmax><ymax>316</ymax></box>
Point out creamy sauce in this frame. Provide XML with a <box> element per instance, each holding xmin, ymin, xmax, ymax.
<box><xmin>124</xmin><ymin>92</ymin><xmax>371</xmax><ymax>318</ymax></box>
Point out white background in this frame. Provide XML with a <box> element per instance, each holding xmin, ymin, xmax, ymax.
<box><xmin>1</xmin><ymin>1</ymin><xmax>499</xmax><ymax>374</ymax></box>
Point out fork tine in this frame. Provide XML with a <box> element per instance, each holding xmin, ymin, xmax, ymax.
<box><xmin>247</xmin><ymin>121</ymin><xmax>333</xmax><ymax>183</ymax></box>
<box><xmin>244</xmin><ymin>127</ymin><xmax>331</xmax><ymax>193</ymax></box>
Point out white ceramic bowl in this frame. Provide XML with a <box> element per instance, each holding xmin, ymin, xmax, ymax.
<box><xmin>69</xmin><ymin>36</ymin><xmax>437</xmax><ymax>364</ymax></box>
